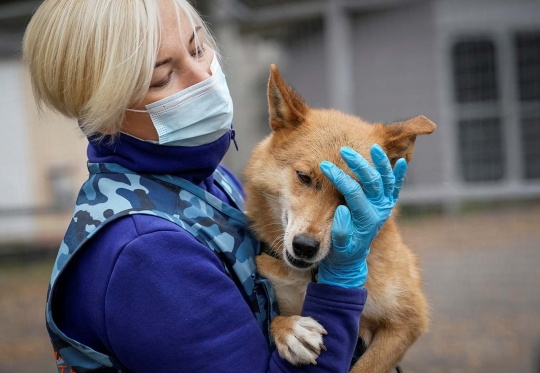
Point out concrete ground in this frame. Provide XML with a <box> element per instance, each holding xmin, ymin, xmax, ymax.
<box><xmin>0</xmin><ymin>260</ymin><xmax>54</xmax><ymax>373</ymax></box>
<box><xmin>1</xmin><ymin>204</ymin><xmax>539</xmax><ymax>372</ymax></box>
<box><xmin>399</xmin><ymin>204</ymin><xmax>540</xmax><ymax>373</ymax></box>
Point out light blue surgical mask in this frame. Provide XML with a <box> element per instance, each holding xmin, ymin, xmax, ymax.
<box><xmin>126</xmin><ymin>53</ymin><xmax>234</xmax><ymax>147</ymax></box>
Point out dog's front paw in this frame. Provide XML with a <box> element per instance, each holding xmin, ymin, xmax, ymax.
<box><xmin>271</xmin><ymin>315</ymin><xmax>327</xmax><ymax>366</ymax></box>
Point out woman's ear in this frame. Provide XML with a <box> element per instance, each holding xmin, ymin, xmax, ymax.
<box><xmin>379</xmin><ymin>115</ymin><xmax>436</xmax><ymax>165</ymax></box>
<box><xmin>267</xmin><ymin>64</ymin><xmax>308</xmax><ymax>132</ymax></box>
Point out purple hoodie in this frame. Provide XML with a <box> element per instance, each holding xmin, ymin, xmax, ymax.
<box><xmin>53</xmin><ymin>131</ymin><xmax>367</xmax><ymax>372</ymax></box>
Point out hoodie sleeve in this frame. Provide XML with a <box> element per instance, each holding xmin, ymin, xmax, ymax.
<box><xmin>103</xmin><ymin>222</ymin><xmax>366</xmax><ymax>373</ymax></box>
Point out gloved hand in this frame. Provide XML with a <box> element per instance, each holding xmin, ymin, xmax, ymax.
<box><xmin>318</xmin><ymin>144</ymin><xmax>407</xmax><ymax>289</ymax></box>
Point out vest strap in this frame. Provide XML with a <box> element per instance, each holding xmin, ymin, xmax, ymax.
<box><xmin>46</xmin><ymin>163</ymin><xmax>278</xmax><ymax>372</ymax></box>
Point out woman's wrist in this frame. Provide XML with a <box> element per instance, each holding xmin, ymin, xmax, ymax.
<box><xmin>317</xmin><ymin>260</ymin><xmax>367</xmax><ymax>289</ymax></box>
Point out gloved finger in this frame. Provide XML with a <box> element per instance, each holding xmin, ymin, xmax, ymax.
<box><xmin>392</xmin><ymin>158</ymin><xmax>407</xmax><ymax>201</ymax></box>
<box><xmin>320</xmin><ymin>161</ymin><xmax>371</xmax><ymax>219</ymax></box>
<box><xmin>331</xmin><ymin>205</ymin><xmax>353</xmax><ymax>251</ymax></box>
<box><xmin>370</xmin><ymin>144</ymin><xmax>395</xmax><ymax>198</ymax></box>
<box><xmin>340</xmin><ymin>147</ymin><xmax>383</xmax><ymax>200</ymax></box>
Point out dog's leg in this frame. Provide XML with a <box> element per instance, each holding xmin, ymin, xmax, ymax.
<box><xmin>271</xmin><ymin>315</ymin><xmax>328</xmax><ymax>366</ymax></box>
<box><xmin>349</xmin><ymin>325</ymin><xmax>418</xmax><ymax>373</ymax></box>
<box><xmin>256</xmin><ymin>254</ymin><xmax>310</xmax><ymax>316</ymax></box>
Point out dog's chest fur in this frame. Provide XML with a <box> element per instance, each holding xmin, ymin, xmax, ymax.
<box><xmin>259</xmin><ymin>255</ymin><xmax>398</xmax><ymax>321</ymax></box>
<box><xmin>257</xmin><ymin>259</ymin><xmax>311</xmax><ymax>316</ymax></box>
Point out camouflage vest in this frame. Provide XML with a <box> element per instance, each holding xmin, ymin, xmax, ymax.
<box><xmin>45</xmin><ymin>162</ymin><xmax>279</xmax><ymax>373</ymax></box>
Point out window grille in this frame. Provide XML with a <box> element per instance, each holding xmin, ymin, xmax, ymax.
<box><xmin>452</xmin><ymin>39</ymin><xmax>504</xmax><ymax>182</ymax></box>
<box><xmin>458</xmin><ymin>118</ymin><xmax>505</xmax><ymax>182</ymax></box>
<box><xmin>516</xmin><ymin>32</ymin><xmax>540</xmax><ymax>180</ymax></box>
<box><xmin>521</xmin><ymin>117</ymin><xmax>540</xmax><ymax>179</ymax></box>
<box><xmin>516</xmin><ymin>32</ymin><xmax>540</xmax><ymax>102</ymax></box>
<box><xmin>453</xmin><ymin>40</ymin><xmax>498</xmax><ymax>103</ymax></box>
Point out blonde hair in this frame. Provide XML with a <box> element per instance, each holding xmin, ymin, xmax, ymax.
<box><xmin>23</xmin><ymin>0</ymin><xmax>217</xmax><ymax>138</ymax></box>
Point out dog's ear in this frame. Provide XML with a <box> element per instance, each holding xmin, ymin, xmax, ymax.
<box><xmin>267</xmin><ymin>64</ymin><xmax>308</xmax><ymax>131</ymax></box>
<box><xmin>380</xmin><ymin>115</ymin><xmax>436</xmax><ymax>165</ymax></box>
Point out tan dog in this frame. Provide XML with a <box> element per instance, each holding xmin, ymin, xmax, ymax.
<box><xmin>244</xmin><ymin>65</ymin><xmax>434</xmax><ymax>373</ymax></box>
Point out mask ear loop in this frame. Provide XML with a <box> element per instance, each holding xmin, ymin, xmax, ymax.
<box><xmin>120</xmin><ymin>130</ymin><xmax>160</xmax><ymax>144</ymax></box>
<box><xmin>126</xmin><ymin>108</ymin><xmax>148</xmax><ymax>113</ymax></box>
<box><xmin>122</xmin><ymin>108</ymin><xmax>155</xmax><ymax>142</ymax></box>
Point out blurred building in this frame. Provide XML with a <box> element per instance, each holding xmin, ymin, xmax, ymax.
<box><xmin>0</xmin><ymin>0</ymin><xmax>539</xmax><ymax>245</ymax></box>
<box><xmin>213</xmin><ymin>0</ymin><xmax>540</xmax><ymax>211</ymax></box>
<box><xmin>0</xmin><ymin>0</ymin><xmax>88</xmax><ymax>247</ymax></box>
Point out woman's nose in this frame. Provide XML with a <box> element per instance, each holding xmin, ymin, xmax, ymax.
<box><xmin>181</xmin><ymin>63</ymin><xmax>210</xmax><ymax>87</ymax></box>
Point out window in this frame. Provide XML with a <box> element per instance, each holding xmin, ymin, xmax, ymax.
<box><xmin>516</xmin><ymin>32</ymin><xmax>540</xmax><ymax>180</ymax></box>
<box><xmin>453</xmin><ymin>40</ymin><xmax>498</xmax><ymax>103</ymax></box>
<box><xmin>459</xmin><ymin>118</ymin><xmax>504</xmax><ymax>182</ymax></box>
<box><xmin>452</xmin><ymin>39</ymin><xmax>504</xmax><ymax>182</ymax></box>
<box><xmin>521</xmin><ymin>117</ymin><xmax>540</xmax><ymax>179</ymax></box>
<box><xmin>516</xmin><ymin>32</ymin><xmax>540</xmax><ymax>101</ymax></box>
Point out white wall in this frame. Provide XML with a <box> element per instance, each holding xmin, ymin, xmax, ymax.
<box><xmin>282</xmin><ymin>23</ymin><xmax>328</xmax><ymax>110</ymax></box>
<box><xmin>352</xmin><ymin>1</ymin><xmax>443</xmax><ymax>186</ymax></box>
<box><xmin>217</xmin><ymin>25</ymin><xmax>286</xmax><ymax>180</ymax></box>
<box><xmin>0</xmin><ymin>59</ymin><xmax>36</xmax><ymax>241</ymax></box>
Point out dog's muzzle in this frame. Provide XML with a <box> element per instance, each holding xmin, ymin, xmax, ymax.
<box><xmin>286</xmin><ymin>251</ymin><xmax>313</xmax><ymax>269</ymax></box>
<box><xmin>292</xmin><ymin>234</ymin><xmax>319</xmax><ymax>259</ymax></box>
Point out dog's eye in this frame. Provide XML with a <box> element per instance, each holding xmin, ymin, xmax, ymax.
<box><xmin>296</xmin><ymin>171</ymin><xmax>312</xmax><ymax>186</ymax></box>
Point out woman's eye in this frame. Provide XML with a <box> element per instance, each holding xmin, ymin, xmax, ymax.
<box><xmin>150</xmin><ymin>72</ymin><xmax>173</xmax><ymax>89</ymax></box>
<box><xmin>190</xmin><ymin>46</ymin><xmax>206</xmax><ymax>58</ymax></box>
<box><xmin>296</xmin><ymin>171</ymin><xmax>312</xmax><ymax>187</ymax></box>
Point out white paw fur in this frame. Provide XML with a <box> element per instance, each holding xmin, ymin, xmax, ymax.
<box><xmin>275</xmin><ymin>316</ymin><xmax>328</xmax><ymax>366</ymax></box>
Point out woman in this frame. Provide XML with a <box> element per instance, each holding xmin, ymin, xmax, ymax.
<box><xmin>23</xmin><ymin>1</ymin><xmax>406</xmax><ymax>372</ymax></box>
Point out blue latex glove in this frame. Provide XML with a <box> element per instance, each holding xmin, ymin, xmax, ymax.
<box><xmin>318</xmin><ymin>144</ymin><xmax>407</xmax><ymax>289</ymax></box>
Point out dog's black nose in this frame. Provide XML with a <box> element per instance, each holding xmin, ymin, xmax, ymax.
<box><xmin>292</xmin><ymin>234</ymin><xmax>320</xmax><ymax>259</ymax></box>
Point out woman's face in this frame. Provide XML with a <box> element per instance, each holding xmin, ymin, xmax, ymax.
<box><xmin>122</xmin><ymin>0</ymin><xmax>214</xmax><ymax>141</ymax></box>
